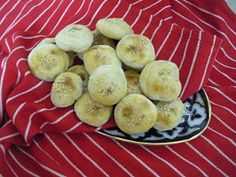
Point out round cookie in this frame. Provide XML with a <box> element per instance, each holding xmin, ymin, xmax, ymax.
<box><xmin>96</xmin><ymin>18</ymin><xmax>133</xmax><ymax>40</ymax></box>
<box><xmin>27</xmin><ymin>43</ymin><xmax>69</xmax><ymax>82</ymax></box>
<box><xmin>88</xmin><ymin>65</ymin><xmax>127</xmax><ymax>106</ymax></box>
<box><xmin>140</xmin><ymin>60</ymin><xmax>181</xmax><ymax>101</ymax></box>
<box><xmin>125</xmin><ymin>70</ymin><xmax>142</xmax><ymax>94</ymax></box>
<box><xmin>93</xmin><ymin>30</ymin><xmax>115</xmax><ymax>48</ymax></box>
<box><xmin>154</xmin><ymin>98</ymin><xmax>184</xmax><ymax>131</ymax></box>
<box><xmin>55</xmin><ymin>24</ymin><xmax>93</xmax><ymax>53</ymax></box>
<box><xmin>116</xmin><ymin>34</ymin><xmax>155</xmax><ymax>70</ymax></box>
<box><xmin>74</xmin><ymin>92</ymin><xmax>113</xmax><ymax>127</ymax></box>
<box><xmin>36</xmin><ymin>38</ymin><xmax>55</xmax><ymax>47</ymax></box>
<box><xmin>114</xmin><ymin>94</ymin><xmax>157</xmax><ymax>135</ymax></box>
<box><xmin>51</xmin><ymin>72</ymin><xmax>83</xmax><ymax>107</ymax></box>
<box><xmin>67</xmin><ymin>65</ymin><xmax>89</xmax><ymax>90</ymax></box>
<box><xmin>83</xmin><ymin>45</ymin><xmax>121</xmax><ymax>74</ymax></box>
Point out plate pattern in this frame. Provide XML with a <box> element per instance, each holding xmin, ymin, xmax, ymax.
<box><xmin>98</xmin><ymin>89</ymin><xmax>211</xmax><ymax>145</ymax></box>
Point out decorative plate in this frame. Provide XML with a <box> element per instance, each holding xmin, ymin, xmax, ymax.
<box><xmin>97</xmin><ymin>89</ymin><xmax>211</xmax><ymax>145</ymax></box>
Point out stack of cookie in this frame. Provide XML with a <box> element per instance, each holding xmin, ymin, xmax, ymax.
<box><xmin>27</xmin><ymin>18</ymin><xmax>184</xmax><ymax>135</ymax></box>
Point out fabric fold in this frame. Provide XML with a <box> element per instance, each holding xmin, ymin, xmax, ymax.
<box><xmin>0</xmin><ymin>0</ymin><xmax>222</xmax><ymax>147</ymax></box>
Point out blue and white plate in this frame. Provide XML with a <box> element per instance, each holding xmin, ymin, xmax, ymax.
<box><xmin>97</xmin><ymin>89</ymin><xmax>211</xmax><ymax>145</ymax></box>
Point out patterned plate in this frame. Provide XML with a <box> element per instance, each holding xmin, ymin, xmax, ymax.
<box><xmin>97</xmin><ymin>89</ymin><xmax>211</xmax><ymax>145</ymax></box>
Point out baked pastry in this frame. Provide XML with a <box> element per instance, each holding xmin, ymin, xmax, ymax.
<box><xmin>139</xmin><ymin>60</ymin><xmax>181</xmax><ymax>101</ymax></box>
<box><xmin>83</xmin><ymin>45</ymin><xmax>121</xmax><ymax>74</ymax></box>
<box><xmin>67</xmin><ymin>65</ymin><xmax>89</xmax><ymax>89</ymax></box>
<box><xmin>93</xmin><ymin>30</ymin><xmax>115</xmax><ymax>48</ymax></box>
<box><xmin>125</xmin><ymin>70</ymin><xmax>142</xmax><ymax>94</ymax></box>
<box><xmin>114</xmin><ymin>94</ymin><xmax>157</xmax><ymax>135</ymax></box>
<box><xmin>36</xmin><ymin>38</ymin><xmax>55</xmax><ymax>47</ymax></box>
<box><xmin>55</xmin><ymin>24</ymin><xmax>93</xmax><ymax>53</ymax></box>
<box><xmin>51</xmin><ymin>72</ymin><xmax>83</xmax><ymax>107</ymax></box>
<box><xmin>88</xmin><ymin>65</ymin><xmax>127</xmax><ymax>106</ymax></box>
<box><xmin>74</xmin><ymin>92</ymin><xmax>113</xmax><ymax>127</ymax></box>
<box><xmin>154</xmin><ymin>98</ymin><xmax>184</xmax><ymax>131</ymax></box>
<box><xmin>116</xmin><ymin>34</ymin><xmax>155</xmax><ymax>70</ymax></box>
<box><xmin>96</xmin><ymin>18</ymin><xmax>133</xmax><ymax>40</ymax></box>
<box><xmin>67</xmin><ymin>51</ymin><xmax>76</xmax><ymax>67</ymax></box>
<box><xmin>27</xmin><ymin>43</ymin><xmax>69</xmax><ymax>81</ymax></box>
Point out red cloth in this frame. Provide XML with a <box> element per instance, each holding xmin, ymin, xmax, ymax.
<box><xmin>0</xmin><ymin>0</ymin><xmax>235</xmax><ymax>176</ymax></box>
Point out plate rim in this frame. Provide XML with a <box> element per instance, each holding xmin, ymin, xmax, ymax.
<box><xmin>96</xmin><ymin>89</ymin><xmax>211</xmax><ymax>146</ymax></box>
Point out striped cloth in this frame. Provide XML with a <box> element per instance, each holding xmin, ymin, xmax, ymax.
<box><xmin>0</xmin><ymin>0</ymin><xmax>235</xmax><ymax>176</ymax></box>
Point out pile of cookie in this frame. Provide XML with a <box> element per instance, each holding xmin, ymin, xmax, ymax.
<box><xmin>27</xmin><ymin>18</ymin><xmax>184</xmax><ymax>135</ymax></box>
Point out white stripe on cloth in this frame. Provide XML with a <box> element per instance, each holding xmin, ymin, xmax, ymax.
<box><xmin>180</xmin><ymin>31</ymin><xmax>202</xmax><ymax>97</ymax></box>
<box><xmin>208</xmin><ymin>127</ymin><xmax>236</xmax><ymax>147</ymax></box>
<box><xmin>74</xmin><ymin>0</ymin><xmax>86</xmax><ymax>15</ymax></box>
<box><xmin>212</xmin><ymin>65</ymin><xmax>236</xmax><ymax>84</ymax></box>
<box><xmin>49</xmin><ymin>0</ymin><xmax>75</xmax><ymax>35</ymax></box>
<box><xmin>150</xmin><ymin>19</ymin><xmax>163</xmax><ymax>41</ymax></box>
<box><xmin>38</xmin><ymin>0</ymin><xmax>65</xmax><ymax>33</ymax></box>
<box><xmin>85</xmin><ymin>0</ymin><xmax>109</xmax><ymax>26</ymax></box>
<box><xmin>84</xmin><ymin>133</ymin><xmax>135</xmax><ymax>177</ymax></box>
<box><xmin>0</xmin><ymin>0</ymin><xmax>11</xmax><ymax>13</ymax></box>
<box><xmin>63</xmin><ymin>122</ymin><xmax>83</xmax><ymax>134</ymax></box>
<box><xmin>208</xmin><ymin>78</ymin><xmax>220</xmax><ymax>86</ymax></box>
<box><xmin>0</xmin><ymin>0</ymin><xmax>45</xmax><ymax>40</ymax></box>
<box><xmin>220</xmin><ymin>48</ymin><xmax>236</xmax><ymax>63</ymax></box>
<box><xmin>206</xmin><ymin>85</ymin><xmax>236</xmax><ymax>105</ymax></box>
<box><xmin>163</xmin><ymin>16</ymin><xmax>173</xmax><ymax>21</ymax></box>
<box><xmin>45</xmin><ymin>134</ymin><xmax>87</xmax><ymax>177</ymax></box>
<box><xmin>13</xmin><ymin>34</ymin><xmax>46</xmax><ymax>43</ymax></box>
<box><xmin>39</xmin><ymin>109</ymin><xmax>74</xmax><ymax>130</ymax></box>
<box><xmin>24</xmin><ymin>107</ymin><xmax>57</xmax><ymax>141</ymax></box>
<box><xmin>175</xmin><ymin>0</ymin><xmax>236</xmax><ymax>50</ymax></box>
<box><xmin>73</xmin><ymin>0</ymin><xmax>96</xmax><ymax>24</ymax></box>
<box><xmin>131</xmin><ymin>0</ymin><xmax>143</xmax><ymax>6</ymax></box>
<box><xmin>201</xmin><ymin>135</ymin><xmax>236</xmax><ymax>167</ymax></box>
<box><xmin>1</xmin><ymin>44</ymin><xmax>41</xmax><ymax>111</ymax></box>
<box><xmin>0</xmin><ymin>145</ymin><xmax>19</xmax><ymax>177</ymax></box>
<box><xmin>25</xmin><ymin>0</ymin><xmax>57</xmax><ymax>31</ymax></box>
<box><xmin>171</xmin><ymin>5</ymin><xmax>236</xmax><ymax>66</ymax></box>
<box><xmin>210</xmin><ymin>100</ymin><xmax>236</xmax><ymax>118</ymax></box>
<box><xmin>143</xmin><ymin>0</ymin><xmax>162</xmax><ymax>11</ymax></box>
<box><xmin>34</xmin><ymin>93</ymin><xmax>51</xmax><ymax>103</ymax></box>
<box><xmin>186</xmin><ymin>142</ymin><xmax>229</xmax><ymax>177</ymax></box>
<box><xmin>32</xmin><ymin>139</ymin><xmax>60</xmax><ymax>165</ymax></box>
<box><xmin>171</xmin><ymin>9</ymin><xmax>203</xmax><ymax>30</ymax></box>
<box><xmin>215</xmin><ymin>59</ymin><xmax>236</xmax><ymax>71</ymax></box>
<box><xmin>168</xmin><ymin>28</ymin><xmax>185</xmax><ymax>61</ymax></box>
<box><xmin>101</xmin><ymin>0</ymin><xmax>122</xmax><ymax>19</ymax></box>
<box><xmin>64</xmin><ymin>134</ymin><xmax>109</xmax><ymax>177</ymax></box>
<box><xmin>140</xmin><ymin>145</ymin><xmax>185</xmax><ymax>176</ymax></box>
<box><xmin>0</xmin><ymin>0</ymin><xmax>21</xmax><ymax>25</ymax></box>
<box><xmin>181</xmin><ymin>0</ymin><xmax>236</xmax><ymax>35</ymax></box>
<box><xmin>0</xmin><ymin>132</ymin><xmax>20</xmax><ymax>142</ymax></box>
<box><xmin>6</xmin><ymin>81</ymin><xmax>44</xmax><ymax>104</ymax></box>
<box><xmin>131</xmin><ymin>9</ymin><xmax>143</xmax><ymax>28</ymax></box>
<box><xmin>156</xmin><ymin>23</ymin><xmax>176</xmax><ymax>57</ymax></box>
<box><xmin>5</xmin><ymin>38</ymin><xmax>11</xmax><ymax>53</ymax></box>
<box><xmin>14</xmin><ymin>58</ymin><xmax>27</xmax><ymax>86</ymax></box>
<box><xmin>211</xmin><ymin>112</ymin><xmax>236</xmax><ymax>134</ymax></box>
<box><xmin>8</xmin><ymin>149</ymin><xmax>40</xmax><ymax>177</ymax></box>
<box><xmin>112</xmin><ymin>140</ymin><xmax>160</xmax><ymax>177</ymax></box>
<box><xmin>165</xmin><ymin>146</ymin><xmax>208</xmax><ymax>177</ymax></box>
<box><xmin>198</xmin><ymin>35</ymin><xmax>217</xmax><ymax>90</ymax></box>
<box><xmin>140</xmin><ymin>15</ymin><xmax>153</xmax><ymax>35</ymax></box>
<box><xmin>12</xmin><ymin>102</ymin><xmax>26</xmax><ymax>123</ymax></box>
<box><xmin>16</xmin><ymin>146</ymin><xmax>66</xmax><ymax>177</ymax></box>
<box><xmin>154</xmin><ymin>5</ymin><xmax>171</xmax><ymax>16</ymax></box>
<box><xmin>12</xmin><ymin>85</ymin><xmax>52</xmax><ymax>124</ymax></box>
